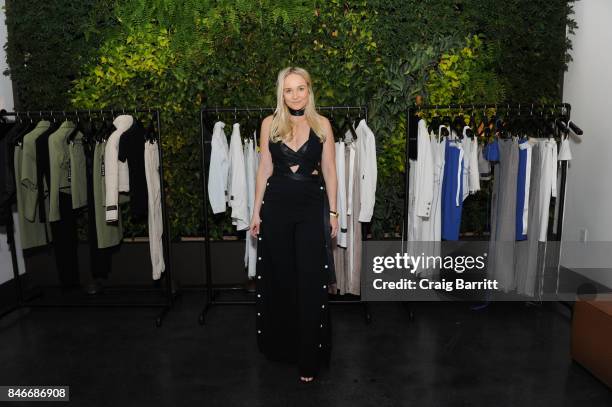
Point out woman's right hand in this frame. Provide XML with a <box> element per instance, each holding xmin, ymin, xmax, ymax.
<box><xmin>249</xmin><ymin>214</ymin><xmax>261</xmax><ymax>238</ymax></box>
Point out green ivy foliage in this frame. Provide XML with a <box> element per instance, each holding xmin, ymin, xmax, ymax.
<box><xmin>293</xmin><ymin>0</ymin><xmax>383</xmax><ymax>108</ymax></box>
<box><xmin>5</xmin><ymin>1</ymin><xmax>576</xmax><ymax>240</ymax></box>
<box><xmin>366</xmin><ymin>37</ymin><xmax>463</xmax><ymax>238</ymax></box>
<box><xmin>369</xmin><ymin>0</ymin><xmax>576</xmax><ymax>102</ymax></box>
<box><xmin>4</xmin><ymin>0</ymin><xmax>112</xmax><ymax>109</ymax></box>
<box><xmin>68</xmin><ymin>0</ymin><xmax>383</xmax><ymax>240</ymax></box>
<box><xmin>364</xmin><ymin>34</ymin><xmax>504</xmax><ymax>238</ymax></box>
<box><xmin>423</xmin><ymin>34</ymin><xmax>505</xmax><ymax>119</ymax></box>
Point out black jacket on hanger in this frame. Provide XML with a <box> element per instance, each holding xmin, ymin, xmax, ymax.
<box><xmin>118</xmin><ymin>119</ymin><xmax>148</xmax><ymax>222</ymax></box>
<box><xmin>0</xmin><ymin>122</ymin><xmax>20</xmax><ymax>226</ymax></box>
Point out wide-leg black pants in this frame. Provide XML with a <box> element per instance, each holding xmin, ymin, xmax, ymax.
<box><xmin>256</xmin><ymin>174</ymin><xmax>332</xmax><ymax>377</ymax></box>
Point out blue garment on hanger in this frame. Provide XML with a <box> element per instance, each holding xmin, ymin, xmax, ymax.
<box><xmin>441</xmin><ymin>139</ymin><xmax>464</xmax><ymax>241</ymax></box>
<box><xmin>483</xmin><ymin>139</ymin><xmax>500</xmax><ymax>162</ymax></box>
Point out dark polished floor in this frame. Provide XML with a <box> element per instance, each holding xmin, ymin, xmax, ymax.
<box><xmin>0</xmin><ymin>291</ymin><xmax>610</xmax><ymax>407</ymax></box>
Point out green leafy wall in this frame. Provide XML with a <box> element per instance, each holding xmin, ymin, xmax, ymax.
<box><xmin>4</xmin><ymin>0</ymin><xmax>576</xmax><ymax>239</ymax></box>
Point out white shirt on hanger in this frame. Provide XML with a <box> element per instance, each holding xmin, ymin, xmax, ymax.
<box><xmin>407</xmin><ymin>120</ymin><xmax>435</xmax><ymax>245</ymax></box>
<box><xmin>356</xmin><ymin>119</ymin><xmax>377</xmax><ymax>222</ymax></box>
<box><xmin>553</xmin><ymin>132</ymin><xmax>573</xmax><ymax>234</ymax></box>
<box><xmin>537</xmin><ymin>139</ymin><xmax>558</xmax><ymax>242</ymax></box>
<box><xmin>460</xmin><ymin>127</ymin><xmax>480</xmax><ymax>198</ymax></box>
<box><xmin>347</xmin><ymin>139</ymin><xmax>356</xmax><ymax>216</ymax></box>
<box><xmin>335</xmin><ymin>140</ymin><xmax>348</xmax><ymax>248</ymax></box>
<box><xmin>467</xmin><ymin>131</ymin><xmax>480</xmax><ymax>194</ymax></box>
<box><xmin>244</xmin><ymin>134</ymin><xmax>258</xmax><ymax>278</ymax></box>
<box><xmin>207</xmin><ymin>121</ymin><xmax>229</xmax><ymax>214</ymax></box>
<box><xmin>519</xmin><ymin>139</ymin><xmax>533</xmax><ymax>235</ymax></box>
<box><xmin>416</xmin><ymin>119</ymin><xmax>434</xmax><ymax>218</ymax></box>
<box><xmin>477</xmin><ymin>143</ymin><xmax>491</xmax><ymax>180</ymax></box>
<box><xmin>105</xmin><ymin>115</ymin><xmax>133</xmax><ymax>222</ymax></box>
<box><xmin>558</xmin><ymin>133</ymin><xmax>573</xmax><ymax>161</ymax></box>
<box><xmin>228</xmin><ymin>123</ymin><xmax>249</xmax><ymax>231</ymax></box>
<box><xmin>423</xmin><ymin>129</ymin><xmax>446</xmax><ymax>242</ymax></box>
<box><xmin>144</xmin><ymin>140</ymin><xmax>165</xmax><ymax>280</ymax></box>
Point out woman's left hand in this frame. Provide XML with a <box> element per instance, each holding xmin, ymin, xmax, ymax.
<box><xmin>330</xmin><ymin>216</ymin><xmax>339</xmax><ymax>239</ymax></box>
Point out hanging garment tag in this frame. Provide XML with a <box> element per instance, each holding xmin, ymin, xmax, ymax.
<box><xmin>101</xmin><ymin>159</ymin><xmax>105</xmax><ymax>177</ymax></box>
<box><xmin>67</xmin><ymin>164</ymin><xmax>71</xmax><ymax>182</ymax></box>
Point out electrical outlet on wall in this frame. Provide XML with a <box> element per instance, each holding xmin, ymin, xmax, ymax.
<box><xmin>579</xmin><ymin>228</ymin><xmax>588</xmax><ymax>243</ymax></box>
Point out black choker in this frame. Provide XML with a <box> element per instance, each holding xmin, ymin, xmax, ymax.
<box><xmin>288</xmin><ymin>107</ymin><xmax>305</xmax><ymax>116</ymax></box>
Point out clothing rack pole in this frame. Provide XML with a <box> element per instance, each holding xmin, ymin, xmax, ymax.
<box><xmin>554</xmin><ymin>104</ymin><xmax>572</xmax><ymax>314</ymax></box>
<box><xmin>153</xmin><ymin>109</ymin><xmax>176</xmax><ymax>325</ymax></box>
<box><xmin>0</xmin><ymin>108</ymin><xmax>177</xmax><ymax>327</ymax></box>
<box><xmin>197</xmin><ymin>105</ymin><xmax>372</xmax><ymax>326</ymax></box>
<box><xmin>403</xmin><ymin>102</ymin><xmax>573</xmax><ymax>309</ymax></box>
<box><xmin>403</xmin><ymin>108</ymin><xmax>413</xmax><ymax>254</ymax></box>
<box><xmin>402</xmin><ymin>108</ymin><xmax>416</xmax><ymax>321</ymax></box>
<box><xmin>198</xmin><ymin>108</ymin><xmax>214</xmax><ymax>323</ymax></box>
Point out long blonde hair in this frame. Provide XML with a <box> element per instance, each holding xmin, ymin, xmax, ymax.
<box><xmin>270</xmin><ymin>66</ymin><xmax>327</xmax><ymax>143</ymax></box>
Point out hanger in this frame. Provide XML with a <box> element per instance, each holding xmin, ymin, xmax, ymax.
<box><xmin>242</xmin><ymin>108</ymin><xmax>250</xmax><ymax>139</ymax></box>
<box><xmin>436</xmin><ymin>122</ymin><xmax>451</xmax><ymax>139</ymax></box>
<box><xmin>545</xmin><ymin>106</ymin><xmax>558</xmax><ymax>139</ymax></box>
<box><xmin>568</xmin><ymin>120</ymin><xmax>583</xmax><ymax>136</ymax></box>
<box><xmin>13</xmin><ymin>113</ymin><xmax>29</xmax><ymax>146</ymax></box>
<box><xmin>475</xmin><ymin>105</ymin><xmax>488</xmax><ymax>138</ymax></box>
<box><xmin>95</xmin><ymin>110</ymin><xmax>110</xmax><ymax>142</ymax></box>
<box><xmin>84</xmin><ymin>110</ymin><xmax>96</xmax><ymax>143</ymax></box>
<box><xmin>441</xmin><ymin>106</ymin><xmax>452</xmax><ymax>130</ymax></box>
<box><xmin>356</xmin><ymin>107</ymin><xmax>364</xmax><ymax>123</ymax></box>
<box><xmin>467</xmin><ymin>110</ymin><xmax>477</xmax><ymax>139</ymax></box>
<box><xmin>14</xmin><ymin>111</ymin><xmax>38</xmax><ymax>145</ymax></box>
<box><xmin>145</xmin><ymin>112</ymin><xmax>157</xmax><ymax>144</ymax></box>
<box><xmin>451</xmin><ymin>112</ymin><xmax>465</xmax><ymax>139</ymax></box>
<box><xmin>328</xmin><ymin>109</ymin><xmax>341</xmax><ymax>142</ymax></box>
<box><xmin>340</xmin><ymin>110</ymin><xmax>358</xmax><ymax>142</ymax></box>
<box><xmin>44</xmin><ymin>111</ymin><xmax>57</xmax><ymax>132</ymax></box>
<box><xmin>428</xmin><ymin>115</ymin><xmax>440</xmax><ymax>135</ymax></box>
<box><xmin>559</xmin><ymin>105</ymin><xmax>583</xmax><ymax>136</ymax></box>
<box><xmin>488</xmin><ymin>105</ymin><xmax>499</xmax><ymax>138</ymax></box>
<box><xmin>67</xmin><ymin>110</ymin><xmax>86</xmax><ymax>144</ymax></box>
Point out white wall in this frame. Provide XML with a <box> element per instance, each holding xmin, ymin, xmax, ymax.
<box><xmin>0</xmin><ymin>0</ymin><xmax>24</xmax><ymax>285</ymax></box>
<box><xmin>560</xmin><ymin>0</ymin><xmax>612</xmax><ymax>288</ymax></box>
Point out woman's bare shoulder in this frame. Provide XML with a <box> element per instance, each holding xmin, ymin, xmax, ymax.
<box><xmin>261</xmin><ymin>114</ymin><xmax>274</xmax><ymax>126</ymax></box>
<box><xmin>317</xmin><ymin>113</ymin><xmax>331</xmax><ymax>126</ymax></box>
<box><xmin>317</xmin><ymin>114</ymin><xmax>333</xmax><ymax>136</ymax></box>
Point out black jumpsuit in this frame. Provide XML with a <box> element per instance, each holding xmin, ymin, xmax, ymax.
<box><xmin>255</xmin><ymin>127</ymin><xmax>332</xmax><ymax>377</ymax></box>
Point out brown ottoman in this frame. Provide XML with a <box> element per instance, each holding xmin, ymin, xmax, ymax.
<box><xmin>571</xmin><ymin>296</ymin><xmax>612</xmax><ymax>389</ymax></box>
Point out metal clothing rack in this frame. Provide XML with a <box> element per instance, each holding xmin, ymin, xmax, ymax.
<box><xmin>198</xmin><ymin>105</ymin><xmax>371</xmax><ymax>325</ymax></box>
<box><xmin>0</xmin><ymin>108</ymin><xmax>176</xmax><ymax>327</ymax></box>
<box><xmin>403</xmin><ymin>102</ymin><xmax>574</xmax><ymax>307</ymax></box>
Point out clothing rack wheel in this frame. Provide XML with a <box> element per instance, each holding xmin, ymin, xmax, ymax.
<box><xmin>401</xmin><ymin>302</ymin><xmax>414</xmax><ymax>322</ymax></box>
<box><xmin>156</xmin><ymin>306</ymin><xmax>169</xmax><ymax>327</ymax></box>
<box><xmin>198</xmin><ymin>297</ymin><xmax>217</xmax><ymax>325</ymax></box>
<box><xmin>364</xmin><ymin>302</ymin><xmax>372</xmax><ymax>324</ymax></box>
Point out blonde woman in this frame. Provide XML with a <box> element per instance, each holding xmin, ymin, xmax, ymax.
<box><xmin>249</xmin><ymin>67</ymin><xmax>338</xmax><ymax>382</ymax></box>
